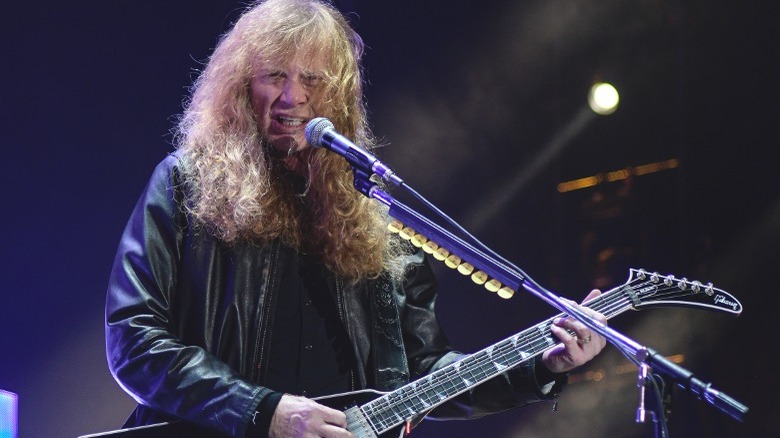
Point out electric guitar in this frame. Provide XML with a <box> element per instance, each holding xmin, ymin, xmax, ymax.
<box><xmin>81</xmin><ymin>268</ymin><xmax>742</xmax><ymax>438</ymax></box>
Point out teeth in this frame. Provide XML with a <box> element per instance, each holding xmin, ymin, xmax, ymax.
<box><xmin>277</xmin><ymin>116</ymin><xmax>304</xmax><ymax>126</ymax></box>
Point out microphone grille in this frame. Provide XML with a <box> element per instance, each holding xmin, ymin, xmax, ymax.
<box><xmin>305</xmin><ymin>117</ymin><xmax>334</xmax><ymax>148</ymax></box>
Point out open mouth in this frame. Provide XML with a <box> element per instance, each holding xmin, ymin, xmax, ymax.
<box><xmin>274</xmin><ymin>116</ymin><xmax>305</xmax><ymax>128</ymax></box>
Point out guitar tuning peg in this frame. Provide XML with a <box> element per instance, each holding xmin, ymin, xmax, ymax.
<box><xmin>705</xmin><ymin>282</ymin><xmax>715</xmax><ymax>296</ymax></box>
<box><xmin>664</xmin><ymin>275</ymin><xmax>674</xmax><ymax>286</ymax></box>
<box><xmin>678</xmin><ymin>278</ymin><xmax>688</xmax><ymax>290</ymax></box>
<box><xmin>691</xmin><ymin>280</ymin><xmax>702</xmax><ymax>293</ymax></box>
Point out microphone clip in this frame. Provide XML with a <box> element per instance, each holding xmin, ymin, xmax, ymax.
<box><xmin>352</xmin><ymin>168</ymin><xmax>376</xmax><ymax>198</ymax></box>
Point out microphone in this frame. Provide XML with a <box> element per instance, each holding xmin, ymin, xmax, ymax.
<box><xmin>305</xmin><ymin>117</ymin><xmax>403</xmax><ymax>187</ymax></box>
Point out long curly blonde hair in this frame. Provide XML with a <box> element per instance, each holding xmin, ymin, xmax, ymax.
<box><xmin>174</xmin><ymin>0</ymin><xmax>406</xmax><ymax>282</ymax></box>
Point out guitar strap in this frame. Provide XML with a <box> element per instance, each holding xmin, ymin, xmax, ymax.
<box><xmin>370</xmin><ymin>276</ymin><xmax>410</xmax><ymax>391</ymax></box>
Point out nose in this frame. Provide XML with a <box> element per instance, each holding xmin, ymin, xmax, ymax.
<box><xmin>280</xmin><ymin>78</ymin><xmax>307</xmax><ymax>106</ymax></box>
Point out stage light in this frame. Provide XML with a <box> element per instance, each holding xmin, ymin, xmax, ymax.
<box><xmin>0</xmin><ymin>389</ymin><xmax>18</xmax><ymax>438</ymax></box>
<box><xmin>588</xmin><ymin>82</ymin><xmax>619</xmax><ymax>115</ymax></box>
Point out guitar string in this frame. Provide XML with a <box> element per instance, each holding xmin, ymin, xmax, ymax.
<box><xmin>362</xmin><ymin>282</ymin><xmax>631</xmax><ymax>431</ymax></box>
<box><xmin>361</xmin><ymin>274</ymin><xmax>716</xmax><ymax>432</ymax></box>
<box><xmin>364</xmin><ymin>283</ymin><xmax>706</xmax><ymax>432</ymax></box>
<box><xmin>362</xmin><ymin>278</ymin><xmax>697</xmax><ymax>431</ymax></box>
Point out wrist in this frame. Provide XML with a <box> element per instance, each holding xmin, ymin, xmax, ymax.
<box><xmin>245</xmin><ymin>391</ymin><xmax>283</xmax><ymax>437</ymax></box>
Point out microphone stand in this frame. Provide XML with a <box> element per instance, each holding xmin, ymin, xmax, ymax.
<box><xmin>351</xmin><ymin>169</ymin><xmax>749</xmax><ymax>433</ymax></box>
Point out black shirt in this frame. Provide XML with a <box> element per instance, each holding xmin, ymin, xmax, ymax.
<box><xmin>265</xmin><ymin>252</ymin><xmax>356</xmax><ymax>398</ymax></box>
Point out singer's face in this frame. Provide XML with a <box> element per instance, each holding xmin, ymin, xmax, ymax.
<box><xmin>250</xmin><ymin>53</ymin><xmax>326</xmax><ymax>155</ymax></box>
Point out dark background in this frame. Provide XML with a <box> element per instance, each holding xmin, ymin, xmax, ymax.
<box><xmin>1</xmin><ymin>1</ymin><xmax>776</xmax><ymax>437</ymax></box>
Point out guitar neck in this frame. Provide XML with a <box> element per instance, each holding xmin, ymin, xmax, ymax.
<box><xmin>360</xmin><ymin>283</ymin><xmax>633</xmax><ymax>434</ymax></box>
<box><xmin>355</xmin><ymin>267</ymin><xmax>741</xmax><ymax>436</ymax></box>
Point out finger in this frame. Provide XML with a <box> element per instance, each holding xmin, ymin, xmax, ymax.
<box><xmin>321</xmin><ymin>422</ymin><xmax>354</xmax><ymax>438</ymax></box>
<box><xmin>567</xmin><ymin>293</ymin><xmax>608</xmax><ymax>327</ymax></box>
<box><xmin>555</xmin><ymin>311</ymin><xmax>589</xmax><ymax>337</ymax></box>
<box><xmin>550</xmin><ymin>321</ymin><xmax>579</xmax><ymax>346</ymax></box>
<box><xmin>574</xmin><ymin>331</ymin><xmax>593</xmax><ymax>346</ymax></box>
<box><xmin>577</xmin><ymin>303</ymin><xmax>608</xmax><ymax>325</ymax></box>
<box><xmin>319</xmin><ymin>407</ymin><xmax>348</xmax><ymax>428</ymax></box>
<box><xmin>555</xmin><ymin>316</ymin><xmax>596</xmax><ymax>349</ymax></box>
<box><xmin>582</xmin><ymin>289</ymin><xmax>602</xmax><ymax>303</ymax></box>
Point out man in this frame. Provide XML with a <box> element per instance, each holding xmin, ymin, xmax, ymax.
<box><xmin>105</xmin><ymin>0</ymin><xmax>607</xmax><ymax>437</ymax></box>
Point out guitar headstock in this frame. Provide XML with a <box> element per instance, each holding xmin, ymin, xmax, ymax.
<box><xmin>621</xmin><ymin>268</ymin><xmax>742</xmax><ymax>315</ymax></box>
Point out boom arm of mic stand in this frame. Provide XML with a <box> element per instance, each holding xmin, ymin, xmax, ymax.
<box><xmin>523</xmin><ymin>282</ymin><xmax>749</xmax><ymax>422</ymax></box>
<box><xmin>359</xmin><ymin>177</ymin><xmax>749</xmax><ymax>423</ymax></box>
<box><xmin>636</xmin><ymin>347</ymin><xmax>749</xmax><ymax>422</ymax></box>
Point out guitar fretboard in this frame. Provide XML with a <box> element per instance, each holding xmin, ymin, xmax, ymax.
<box><xmin>360</xmin><ymin>279</ymin><xmax>636</xmax><ymax>434</ymax></box>
<box><xmin>357</xmin><ymin>267</ymin><xmax>733</xmax><ymax>435</ymax></box>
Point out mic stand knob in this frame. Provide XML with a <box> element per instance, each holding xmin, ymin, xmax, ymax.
<box><xmin>636</xmin><ymin>363</ymin><xmax>654</xmax><ymax>424</ymax></box>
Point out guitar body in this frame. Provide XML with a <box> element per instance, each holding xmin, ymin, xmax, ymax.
<box><xmin>77</xmin><ymin>420</ymin><xmax>215</xmax><ymax>437</ymax></box>
<box><xmin>316</xmin><ymin>389</ymin><xmax>409</xmax><ymax>437</ymax></box>
<box><xmin>81</xmin><ymin>269</ymin><xmax>742</xmax><ymax>438</ymax></box>
<box><xmin>77</xmin><ymin>390</ymin><xmax>411</xmax><ymax>438</ymax></box>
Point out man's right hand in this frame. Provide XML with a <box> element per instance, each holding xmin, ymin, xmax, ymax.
<box><xmin>269</xmin><ymin>394</ymin><xmax>353</xmax><ymax>437</ymax></box>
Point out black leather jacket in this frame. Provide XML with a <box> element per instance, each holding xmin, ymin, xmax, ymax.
<box><xmin>105</xmin><ymin>154</ymin><xmax>565</xmax><ymax>437</ymax></box>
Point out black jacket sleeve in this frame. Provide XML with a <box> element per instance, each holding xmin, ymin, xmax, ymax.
<box><xmin>105</xmin><ymin>155</ymin><xmax>269</xmax><ymax>437</ymax></box>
